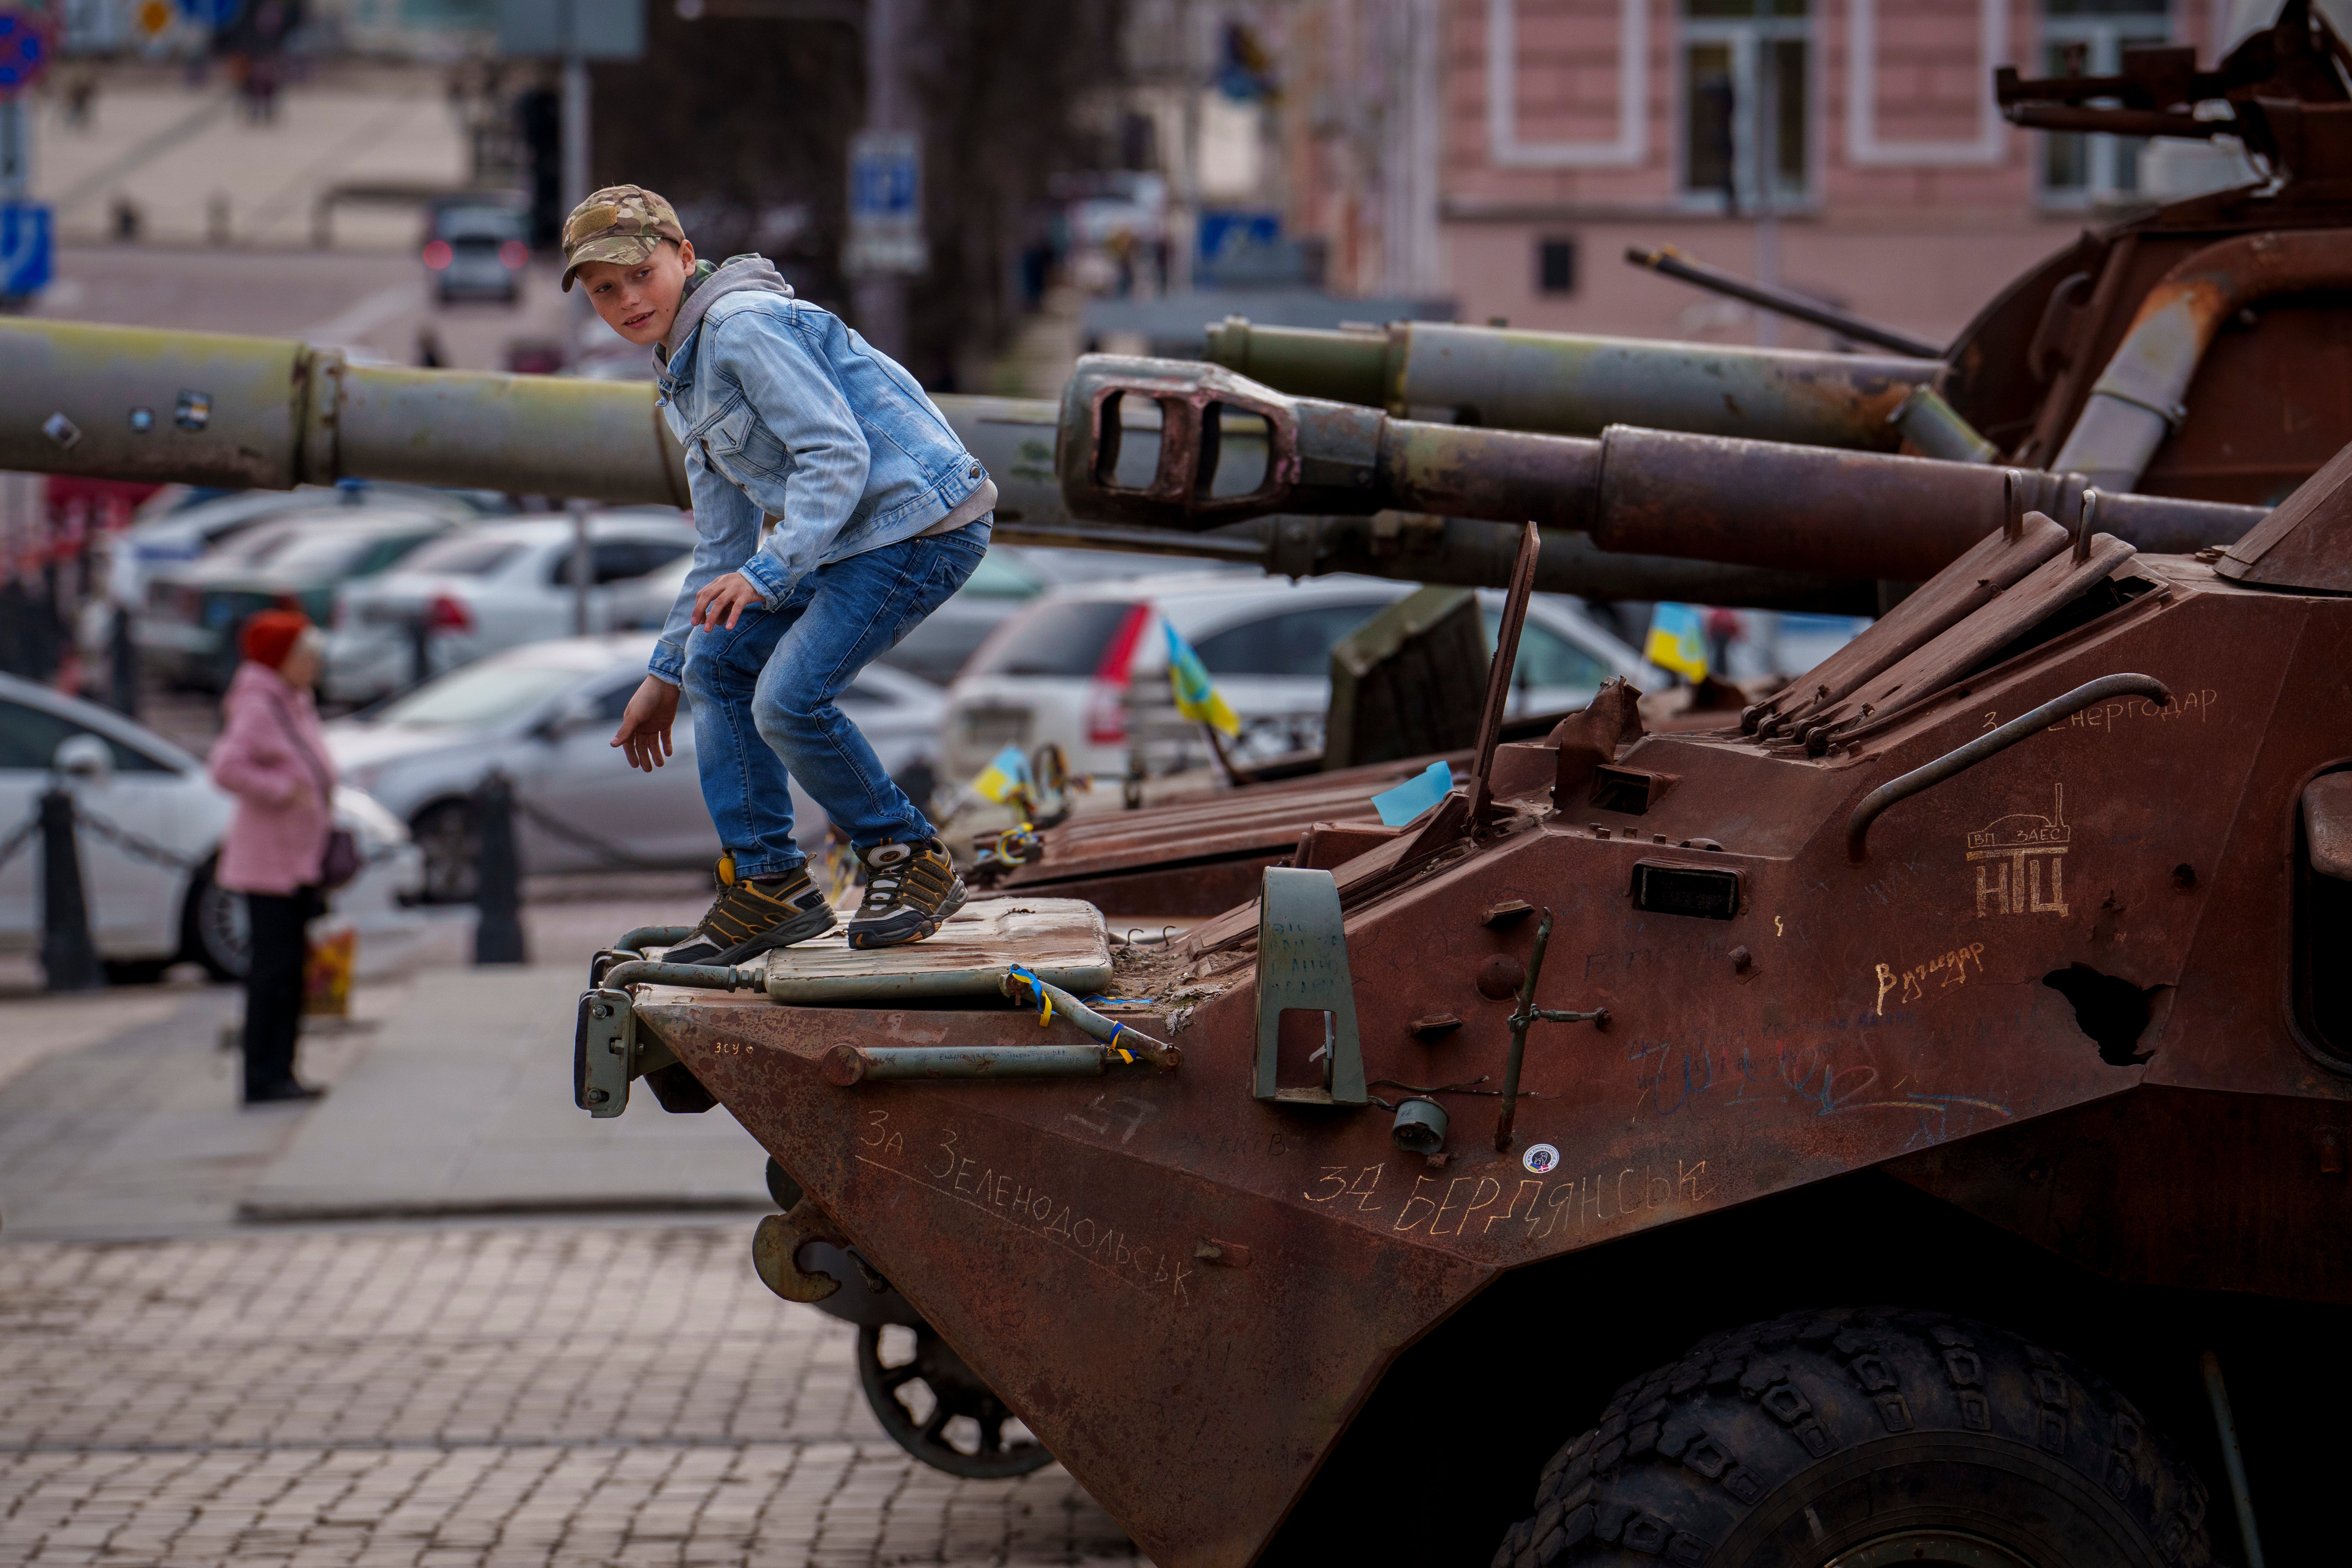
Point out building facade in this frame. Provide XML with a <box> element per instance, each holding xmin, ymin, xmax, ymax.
<box><xmin>1285</xmin><ymin>0</ymin><xmax>2279</xmax><ymax>349</ymax></box>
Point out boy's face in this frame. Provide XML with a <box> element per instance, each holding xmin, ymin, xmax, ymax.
<box><xmin>576</xmin><ymin>239</ymin><xmax>697</xmax><ymax>346</ymax></box>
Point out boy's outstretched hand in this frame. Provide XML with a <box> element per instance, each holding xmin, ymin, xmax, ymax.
<box><xmin>612</xmin><ymin>675</ymin><xmax>680</xmax><ymax>772</ymax></box>
<box><xmin>693</xmin><ymin>571</ymin><xmax>763</xmax><ymax>630</ymax></box>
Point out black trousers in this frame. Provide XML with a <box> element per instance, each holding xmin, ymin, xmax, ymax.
<box><xmin>242</xmin><ymin>886</ymin><xmax>319</xmax><ymax>1098</ymax></box>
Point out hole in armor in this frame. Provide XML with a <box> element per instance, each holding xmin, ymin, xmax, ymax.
<box><xmin>2042</xmin><ymin>963</ymin><xmax>2160</xmax><ymax>1066</ymax></box>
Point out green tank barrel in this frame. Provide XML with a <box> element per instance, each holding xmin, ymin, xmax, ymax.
<box><xmin>0</xmin><ymin>319</ymin><xmax>691</xmax><ymax>504</ymax></box>
<box><xmin>1200</xmin><ymin>316</ymin><xmax>1945</xmax><ymax>451</ymax></box>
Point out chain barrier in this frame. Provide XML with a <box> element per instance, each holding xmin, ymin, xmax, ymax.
<box><xmin>70</xmin><ymin>803</ymin><xmax>204</xmax><ymax>873</ymax></box>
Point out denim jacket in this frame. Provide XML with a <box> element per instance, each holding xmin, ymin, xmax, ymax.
<box><xmin>647</xmin><ymin>289</ymin><xmax>987</xmax><ymax>685</ymax></box>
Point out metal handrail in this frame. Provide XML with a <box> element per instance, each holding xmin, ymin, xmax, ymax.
<box><xmin>600</xmin><ymin>959</ymin><xmax>761</xmax><ymax>992</ymax></box>
<box><xmin>1845</xmin><ymin>673</ymin><xmax>2171</xmax><ymax>862</ymax></box>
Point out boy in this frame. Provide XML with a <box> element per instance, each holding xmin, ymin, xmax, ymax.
<box><xmin>570</xmin><ymin>185</ymin><xmax>995</xmax><ymax>958</ymax></box>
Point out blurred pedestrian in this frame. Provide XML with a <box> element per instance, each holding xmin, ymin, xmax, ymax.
<box><xmin>208</xmin><ymin>610</ymin><xmax>334</xmax><ymax>1106</ymax></box>
<box><xmin>62</xmin><ymin>67</ymin><xmax>97</xmax><ymax>131</ymax></box>
<box><xmin>1705</xmin><ymin>606</ymin><xmax>1744</xmax><ymax>678</ymax></box>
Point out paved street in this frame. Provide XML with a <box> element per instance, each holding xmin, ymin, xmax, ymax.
<box><xmin>0</xmin><ymin>882</ymin><xmax>1139</xmax><ymax>1565</ymax></box>
<box><xmin>0</xmin><ymin>1226</ymin><xmax>1134</xmax><ymax>1567</ymax></box>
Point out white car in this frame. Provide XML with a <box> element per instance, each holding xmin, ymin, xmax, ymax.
<box><xmin>324</xmin><ymin>511</ymin><xmax>697</xmax><ymax>704</ymax></box>
<box><xmin>326</xmin><ymin>636</ymin><xmax>947</xmax><ymax>903</ymax></box>
<box><xmin>0</xmin><ymin>672</ymin><xmax>424</xmax><ymax>982</ymax></box>
<box><xmin>941</xmin><ymin>574</ymin><xmax>1662</xmax><ymax>783</ymax></box>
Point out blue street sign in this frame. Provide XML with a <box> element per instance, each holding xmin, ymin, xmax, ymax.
<box><xmin>1197</xmin><ymin>209</ymin><xmax>1280</xmax><ymax>271</ymax></box>
<box><xmin>1</xmin><ymin>202</ymin><xmax>52</xmax><ymax>299</ymax></box>
<box><xmin>0</xmin><ymin>7</ymin><xmax>52</xmax><ymax>90</ymax></box>
<box><xmin>175</xmin><ymin>0</ymin><xmax>242</xmax><ymax>30</ymax></box>
<box><xmin>846</xmin><ymin>130</ymin><xmax>923</xmax><ymax>276</ymax></box>
<box><xmin>849</xmin><ymin>131</ymin><xmax>919</xmax><ymax>223</ymax></box>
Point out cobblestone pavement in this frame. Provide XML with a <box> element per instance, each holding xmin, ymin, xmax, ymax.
<box><xmin>0</xmin><ymin>1225</ymin><xmax>1139</xmax><ymax>1567</ymax></box>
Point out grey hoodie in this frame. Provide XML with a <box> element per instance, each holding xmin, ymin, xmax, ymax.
<box><xmin>656</xmin><ymin>253</ymin><xmax>795</xmax><ymax>366</ymax></box>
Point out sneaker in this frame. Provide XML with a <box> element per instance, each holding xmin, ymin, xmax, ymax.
<box><xmin>665</xmin><ymin>865</ymin><xmax>838</xmax><ymax>966</ymax></box>
<box><xmin>846</xmin><ymin>838</ymin><xmax>967</xmax><ymax>950</ymax></box>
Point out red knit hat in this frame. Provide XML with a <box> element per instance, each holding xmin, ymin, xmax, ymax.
<box><xmin>240</xmin><ymin>609</ymin><xmax>312</xmax><ymax>670</ymax></box>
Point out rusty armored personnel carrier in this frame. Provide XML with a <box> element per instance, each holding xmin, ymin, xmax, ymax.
<box><xmin>4</xmin><ymin>12</ymin><xmax>2351</xmax><ymax>1565</ymax></box>
<box><xmin>573</xmin><ymin>18</ymin><xmax>2352</xmax><ymax>1567</ymax></box>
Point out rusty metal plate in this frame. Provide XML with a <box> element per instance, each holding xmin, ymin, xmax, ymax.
<box><xmin>754</xmin><ymin>898</ymin><xmax>1112</xmax><ymax>1003</ymax></box>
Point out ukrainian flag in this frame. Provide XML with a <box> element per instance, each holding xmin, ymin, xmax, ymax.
<box><xmin>1645</xmin><ymin>602</ymin><xmax>1710</xmax><ymax>682</ymax></box>
<box><xmin>1164</xmin><ymin>622</ymin><xmax>1241</xmax><ymax>737</ymax></box>
<box><xmin>970</xmin><ymin>744</ymin><xmax>1030</xmax><ymax>804</ymax></box>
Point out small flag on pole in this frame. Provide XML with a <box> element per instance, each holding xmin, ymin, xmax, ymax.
<box><xmin>1645</xmin><ymin>602</ymin><xmax>1710</xmax><ymax>682</ymax></box>
<box><xmin>970</xmin><ymin>744</ymin><xmax>1030</xmax><ymax>805</ymax></box>
<box><xmin>1164</xmin><ymin>622</ymin><xmax>1241</xmax><ymax>737</ymax></box>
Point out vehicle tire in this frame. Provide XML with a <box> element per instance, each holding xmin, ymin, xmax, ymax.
<box><xmin>410</xmin><ymin>798</ymin><xmax>479</xmax><ymax>905</ymax></box>
<box><xmin>181</xmin><ymin>858</ymin><xmax>248</xmax><ymax>982</ymax></box>
<box><xmin>1493</xmin><ymin>1308</ymin><xmax>2214</xmax><ymax>1568</ymax></box>
<box><xmin>855</xmin><ymin>1321</ymin><xmax>1054</xmax><ymax>1480</ymax></box>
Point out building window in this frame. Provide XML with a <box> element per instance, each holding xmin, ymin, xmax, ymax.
<box><xmin>2040</xmin><ymin>0</ymin><xmax>2172</xmax><ymax>205</ymax></box>
<box><xmin>1681</xmin><ymin>0</ymin><xmax>1811</xmax><ymax>209</ymax></box>
<box><xmin>1537</xmin><ymin>237</ymin><xmax>1578</xmax><ymax>294</ymax></box>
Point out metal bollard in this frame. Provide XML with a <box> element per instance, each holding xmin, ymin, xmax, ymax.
<box><xmin>39</xmin><ymin>788</ymin><xmax>103</xmax><ymax>991</ymax></box>
<box><xmin>407</xmin><ymin>612</ymin><xmax>431</xmax><ymax>690</ymax></box>
<box><xmin>472</xmin><ymin>772</ymin><xmax>528</xmax><ymax>965</ymax></box>
<box><xmin>108</xmin><ymin>605</ymin><xmax>138</xmax><ymax>719</ymax></box>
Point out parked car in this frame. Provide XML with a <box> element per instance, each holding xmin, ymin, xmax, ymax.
<box><xmin>423</xmin><ymin>195</ymin><xmax>531</xmax><ymax>305</ymax></box>
<box><xmin>0</xmin><ymin>672</ymin><xmax>423</xmax><ymax>982</ymax></box>
<box><xmin>609</xmin><ymin>542</ymin><xmax>1233</xmax><ymax>687</ymax></box>
<box><xmin>139</xmin><ymin>508</ymin><xmax>466</xmax><ymax>690</ymax></box>
<box><xmin>109</xmin><ymin>482</ymin><xmax>500</xmax><ymax>603</ymax></box>
<box><xmin>323</xmin><ymin>511</ymin><xmax>696</xmax><ymax>704</ymax></box>
<box><xmin>325</xmin><ymin>636</ymin><xmax>946</xmax><ymax>903</ymax></box>
<box><xmin>940</xmin><ymin>574</ymin><xmax>1661</xmax><ymax>783</ymax></box>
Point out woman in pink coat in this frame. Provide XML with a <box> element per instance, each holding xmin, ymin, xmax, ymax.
<box><xmin>208</xmin><ymin>609</ymin><xmax>334</xmax><ymax>1105</ymax></box>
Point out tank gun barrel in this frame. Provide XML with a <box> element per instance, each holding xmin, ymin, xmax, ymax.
<box><xmin>0</xmin><ymin>319</ymin><xmax>691</xmax><ymax>504</ymax></box>
<box><xmin>1623</xmin><ymin>245</ymin><xmax>1945</xmax><ymax>360</ymax></box>
<box><xmin>1200</xmin><ymin>315</ymin><xmax>1943</xmax><ymax>450</ymax></box>
<box><xmin>1058</xmin><ymin>355</ymin><xmax>2268</xmax><ymax>582</ymax></box>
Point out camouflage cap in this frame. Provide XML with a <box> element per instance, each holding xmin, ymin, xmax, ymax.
<box><xmin>560</xmin><ymin>185</ymin><xmax>686</xmax><ymax>291</ymax></box>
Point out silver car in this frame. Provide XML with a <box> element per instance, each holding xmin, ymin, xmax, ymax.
<box><xmin>324</xmin><ymin>511</ymin><xmax>695</xmax><ymax>705</ymax></box>
<box><xmin>326</xmin><ymin>635</ymin><xmax>947</xmax><ymax>903</ymax></box>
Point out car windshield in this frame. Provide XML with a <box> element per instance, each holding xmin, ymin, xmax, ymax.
<box><xmin>1483</xmin><ymin>609</ymin><xmax>1616</xmax><ymax>689</ymax></box>
<box><xmin>398</xmin><ymin>536</ymin><xmax>524</xmax><ymax>576</ymax></box>
<box><xmin>213</xmin><ymin>521</ymin><xmax>309</xmax><ymax>566</ymax></box>
<box><xmin>368</xmin><ymin>661</ymin><xmax>590</xmax><ymax>728</ymax></box>
<box><xmin>437</xmin><ymin>205</ymin><xmax>522</xmax><ymax>240</ymax></box>
<box><xmin>968</xmin><ymin>600</ymin><xmax>1142</xmax><ymax>677</ymax></box>
<box><xmin>261</xmin><ymin>529</ymin><xmax>435</xmax><ymax>578</ymax></box>
<box><xmin>1192</xmin><ymin>601</ymin><xmax>1393</xmax><ymax>678</ymax></box>
<box><xmin>0</xmin><ymin>699</ymin><xmax>175</xmax><ymax>773</ymax></box>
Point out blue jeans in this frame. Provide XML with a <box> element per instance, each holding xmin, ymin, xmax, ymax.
<box><xmin>683</xmin><ymin>524</ymin><xmax>987</xmax><ymax>878</ymax></box>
